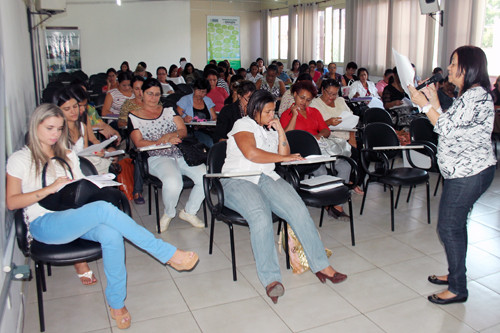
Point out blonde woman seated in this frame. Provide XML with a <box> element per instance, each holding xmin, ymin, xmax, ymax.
<box><xmin>129</xmin><ymin>79</ymin><xmax>206</xmax><ymax>232</ymax></box>
<box><xmin>6</xmin><ymin>104</ymin><xmax>199</xmax><ymax>329</ymax></box>
<box><xmin>221</xmin><ymin>90</ymin><xmax>347</xmax><ymax>304</ymax></box>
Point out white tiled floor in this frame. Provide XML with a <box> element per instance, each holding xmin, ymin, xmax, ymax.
<box><xmin>21</xmin><ymin>166</ymin><xmax>500</xmax><ymax>333</ymax></box>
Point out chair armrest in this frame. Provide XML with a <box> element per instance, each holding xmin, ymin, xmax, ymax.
<box><xmin>331</xmin><ymin>155</ymin><xmax>359</xmax><ymax>189</ymax></box>
<box><xmin>360</xmin><ymin>148</ymin><xmax>390</xmax><ymax>176</ymax></box>
<box><xmin>404</xmin><ymin>142</ymin><xmax>437</xmax><ymax>171</ymax></box>
<box><xmin>282</xmin><ymin>166</ymin><xmax>301</xmax><ymax>190</ymax></box>
<box><xmin>203</xmin><ymin>175</ymin><xmax>225</xmax><ymax>215</ymax></box>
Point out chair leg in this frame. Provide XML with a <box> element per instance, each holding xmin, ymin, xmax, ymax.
<box><xmin>360</xmin><ymin>181</ymin><xmax>370</xmax><ymax>215</ymax></box>
<box><xmin>148</xmin><ymin>183</ymin><xmax>152</xmax><ymax>215</ymax></box>
<box><xmin>154</xmin><ymin>187</ymin><xmax>160</xmax><ymax>234</ymax></box>
<box><xmin>395</xmin><ymin>185</ymin><xmax>402</xmax><ymax>209</ymax></box>
<box><xmin>202</xmin><ymin>200</ymin><xmax>208</xmax><ymax>228</ymax></box>
<box><xmin>35</xmin><ymin>262</ymin><xmax>46</xmax><ymax>332</ymax></box>
<box><xmin>389</xmin><ymin>185</ymin><xmax>395</xmax><ymax>232</ymax></box>
<box><xmin>277</xmin><ymin>219</ymin><xmax>282</xmax><ymax>235</ymax></box>
<box><xmin>319</xmin><ymin>206</ymin><xmax>325</xmax><ymax>227</ymax></box>
<box><xmin>433</xmin><ymin>174</ymin><xmax>442</xmax><ymax>196</ymax></box>
<box><xmin>209</xmin><ymin>216</ymin><xmax>216</xmax><ymax>255</ymax></box>
<box><xmin>406</xmin><ymin>185</ymin><xmax>414</xmax><ymax>203</ymax></box>
<box><xmin>426</xmin><ymin>181</ymin><xmax>431</xmax><ymax>224</ymax></box>
<box><xmin>40</xmin><ymin>264</ymin><xmax>47</xmax><ymax>292</ymax></box>
<box><xmin>46</xmin><ymin>264</ymin><xmax>52</xmax><ymax>277</ymax></box>
<box><xmin>283</xmin><ymin>222</ymin><xmax>290</xmax><ymax>269</ymax></box>
<box><xmin>348</xmin><ymin>198</ymin><xmax>355</xmax><ymax>246</ymax></box>
<box><xmin>228</xmin><ymin>224</ymin><xmax>237</xmax><ymax>281</ymax></box>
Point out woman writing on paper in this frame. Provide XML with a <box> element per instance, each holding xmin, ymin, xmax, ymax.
<box><xmin>6</xmin><ymin>104</ymin><xmax>199</xmax><ymax>329</ymax></box>
<box><xmin>409</xmin><ymin>46</ymin><xmax>496</xmax><ymax>305</ymax></box>
<box><xmin>221</xmin><ymin>90</ymin><xmax>347</xmax><ymax>304</ymax></box>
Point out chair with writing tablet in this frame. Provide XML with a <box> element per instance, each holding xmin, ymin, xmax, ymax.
<box><xmin>359</xmin><ymin>122</ymin><xmax>432</xmax><ymax>231</ymax></box>
<box><xmin>284</xmin><ymin>130</ymin><xmax>358</xmax><ymax>245</ymax></box>
<box><xmin>203</xmin><ymin>141</ymin><xmax>290</xmax><ymax>281</ymax></box>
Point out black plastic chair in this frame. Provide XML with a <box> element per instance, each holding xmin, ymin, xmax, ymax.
<box><xmin>203</xmin><ymin>142</ymin><xmax>290</xmax><ymax>281</ymax></box>
<box><xmin>136</xmin><ymin>151</ymin><xmax>207</xmax><ymax>233</ymax></box>
<box><xmin>15</xmin><ymin>158</ymin><xmax>131</xmax><ymax>332</ymax></box>
<box><xmin>359</xmin><ymin>123</ymin><xmax>432</xmax><ymax>231</ymax></box>
<box><xmin>409</xmin><ymin>117</ymin><xmax>442</xmax><ymax>195</ymax></box>
<box><xmin>363</xmin><ymin>107</ymin><xmax>395</xmax><ymax>127</ymax></box>
<box><xmin>285</xmin><ymin>130</ymin><xmax>357</xmax><ymax>245</ymax></box>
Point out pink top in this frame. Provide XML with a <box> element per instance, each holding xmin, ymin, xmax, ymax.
<box><xmin>376</xmin><ymin>80</ymin><xmax>388</xmax><ymax>96</ymax></box>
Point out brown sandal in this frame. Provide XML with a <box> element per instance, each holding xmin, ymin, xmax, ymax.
<box><xmin>167</xmin><ymin>251</ymin><xmax>199</xmax><ymax>271</ymax></box>
<box><xmin>110</xmin><ymin>307</ymin><xmax>131</xmax><ymax>329</ymax></box>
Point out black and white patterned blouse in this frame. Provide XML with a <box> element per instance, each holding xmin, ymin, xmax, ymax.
<box><xmin>128</xmin><ymin>107</ymin><xmax>182</xmax><ymax>158</ymax></box>
<box><xmin>434</xmin><ymin>86</ymin><xmax>496</xmax><ymax>179</ymax></box>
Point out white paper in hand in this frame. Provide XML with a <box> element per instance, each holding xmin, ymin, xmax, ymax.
<box><xmin>392</xmin><ymin>49</ymin><xmax>415</xmax><ymax>99</ymax></box>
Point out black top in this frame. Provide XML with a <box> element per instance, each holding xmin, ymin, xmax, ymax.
<box><xmin>382</xmin><ymin>84</ymin><xmax>408</xmax><ymax>107</ymax></box>
<box><xmin>343</xmin><ymin>74</ymin><xmax>358</xmax><ymax>86</ymax></box>
<box><xmin>214</xmin><ymin>102</ymin><xmax>242</xmax><ymax>142</ymax></box>
<box><xmin>193</xmin><ymin>104</ymin><xmax>210</xmax><ymax>120</ymax></box>
<box><xmin>492</xmin><ymin>88</ymin><xmax>500</xmax><ymax>106</ymax></box>
<box><xmin>438</xmin><ymin>89</ymin><xmax>455</xmax><ymax>111</ymax></box>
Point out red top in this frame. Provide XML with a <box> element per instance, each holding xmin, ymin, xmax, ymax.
<box><xmin>207</xmin><ymin>87</ymin><xmax>229</xmax><ymax>112</ymax></box>
<box><xmin>280</xmin><ymin>106</ymin><xmax>329</xmax><ymax>136</ymax></box>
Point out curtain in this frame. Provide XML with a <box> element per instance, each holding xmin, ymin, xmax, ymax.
<box><xmin>438</xmin><ymin>0</ymin><xmax>486</xmax><ymax>69</ymax></box>
<box><xmin>261</xmin><ymin>9</ymin><xmax>271</xmax><ymax>65</ymax></box>
<box><xmin>287</xmin><ymin>5</ymin><xmax>297</xmax><ymax>68</ymax></box>
<box><xmin>346</xmin><ymin>0</ymin><xmax>436</xmax><ymax>77</ymax></box>
<box><xmin>296</xmin><ymin>3</ymin><xmax>318</xmax><ymax>63</ymax></box>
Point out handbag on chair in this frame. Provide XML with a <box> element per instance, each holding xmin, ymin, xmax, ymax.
<box><xmin>38</xmin><ymin>157</ymin><xmax>100</xmax><ymax>211</ymax></box>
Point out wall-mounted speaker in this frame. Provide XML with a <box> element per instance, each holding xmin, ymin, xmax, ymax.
<box><xmin>419</xmin><ymin>0</ymin><xmax>440</xmax><ymax>14</ymax></box>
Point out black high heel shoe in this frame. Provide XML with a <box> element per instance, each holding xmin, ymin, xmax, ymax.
<box><xmin>266</xmin><ymin>281</ymin><xmax>285</xmax><ymax>304</ymax></box>
<box><xmin>316</xmin><ymin>271</ymin><xmax>347</xmax><ymax>284</ymax></box>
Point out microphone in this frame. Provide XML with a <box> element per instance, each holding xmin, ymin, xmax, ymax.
<box><xmin>415</xmin><ymin>73</ymin><xmax>443</xmax><ymax>90</ymax></box>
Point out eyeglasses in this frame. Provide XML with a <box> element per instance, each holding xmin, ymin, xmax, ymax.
<box><xmin>323</xmin><ymin>90</ymin><xmax>338</xmax><ymax>97</ymax></box>
<box><xmin>145</xmin><ymin>91</ymin><xmax>161</xmax><ymax>97</ymax></box>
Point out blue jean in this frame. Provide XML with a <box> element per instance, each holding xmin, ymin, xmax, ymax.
<box><xmin>29</xmin><ymin>201</ymin><xmax>177</xmax><ymax>309</ymax></box>
<box><xmin>221</xmin><ymin>174</ymin><xmax>330</xmax><ymax>287</ymax></box>
<box><xmin>148</xmin><ymin>155</ymin><xmax>206</xmax><ymax>217</ymax></box>
<box><xmin>438</xmin><ymin>165</ymin><xmax>495</xmax><ymax>296</ymax></box>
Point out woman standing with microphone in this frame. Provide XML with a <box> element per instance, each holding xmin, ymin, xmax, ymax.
<box><xmin>409</xmin><ymin>46</ymin><xmax>496</xmax><ymax>305</ymax></box>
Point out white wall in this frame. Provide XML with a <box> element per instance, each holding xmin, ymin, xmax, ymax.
<box><xmin>46</xmin><ymin>1</ymin><xmax>191</xmax><ymax>76</ymax></box>
<box><xmin>190</xmin><ymin>0</ymin><xmax>261</xmax><ymax>69</ymax></box>
<box><xmin>0</xmin><ymin>0</ymin><xmax>37</xmax><ymax>330</ymax></box>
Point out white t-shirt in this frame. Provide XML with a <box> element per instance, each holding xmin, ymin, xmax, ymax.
<box><xmin>222</xmin><ymin>117</ymin><xmax>281</xmax><ymax>184</ymax></box>
<box><xmin>310</xmin><ymin>96</ymin><xmax>352</xmax><ymax>140</ymax></box>
<box><xmin>7</xmin><ymin>147</ymin><xmax>84</xmax><ymax>223</ymax></box>
<box><xmin>348</xmin><ymin>80</ymin><xmax>379</xmax><ymax>99</ymax></box>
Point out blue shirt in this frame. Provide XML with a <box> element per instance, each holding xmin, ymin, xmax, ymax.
<box><xmin>278</xmin><ymin>72</ymin><xmax>290</xmax><ymax>83</ymax></box>
<box><xmin>176</xmin><ymin>94</ymin><xmax>216</xmax><ymax>119</ymax></box>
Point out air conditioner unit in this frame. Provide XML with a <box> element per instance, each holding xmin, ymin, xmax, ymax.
<box><xmin>35</xmin><ymin>0</ymin><xmax>66</xmax><ymax>14</ymax></box>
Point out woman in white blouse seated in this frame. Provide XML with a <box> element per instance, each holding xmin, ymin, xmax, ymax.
<box><xmin>220</xmin><ymin>90</ymin><xmax>347</xmax><ymax>304</ymax></box>
<box><xmin>129</xmin><ymin>79</ymin><xmax>206</xmax><ymax>233</ymax></box>
<box><xmin>348</xmin><ymin>67</ymin><xmax>380</xmax><ymax>100</ymax></box>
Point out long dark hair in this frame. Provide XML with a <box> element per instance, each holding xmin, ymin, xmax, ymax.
<box><xmin>247</xmin><ymin>90</ymin><xmax>275</xmax><ymax>121</ymax></box>
<box><xmin>451</xmin><ymin>45</ymin><xmax>490</xmax><ymax>95</ymax></box>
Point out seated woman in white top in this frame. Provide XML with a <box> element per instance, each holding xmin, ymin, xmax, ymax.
<box><xmin>101</xmin><ymin>72</ymin><xmax>135</xmax><ymax>117</ymax></box>
<box><xmin>246</xmin><ymin>62</ymin><xmax>263</xmax><ymax>84</ymax></box>
<box><xmin>348</xmin><ymin>67</ymin><xmax>380</xmax><ymax>100</ymax></box>
<box><xmin>168</xmin><ymin>64</ymin><xmax>186</xmax><ymax>85</ymax></box>
<box><xmin>220</xmin><ymin>90</ymin><xmax>347</xmax><ymax>304</ymax></box>
<box><xmin>6</xmin><ymin>103</ymin><xmax>199</xmax><ymax>329</ymax></box>
<box><xmin>156</xmin><ymin>66</ymin><xmax>175</xmax><ymax>95</ymax></box>
<box><xmin>53</xmin><ymin>87</ymin><xmax>113</xmax><ymax>176</ymax></box>
<box><xmin>129</xmin><ymin>79</ymin><xmax>206</xmax><ymax>232</ymax></box>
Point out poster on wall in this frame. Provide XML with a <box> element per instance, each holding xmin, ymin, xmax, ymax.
<box><xmin>207</xmin><ymin>16</ymin><xmax>241</xmax><ymax>69</ymax></box>
<box><xmin>45</xmin><ymin>27</ymin><xmax>81</xmax><ymax>82</ymax></box>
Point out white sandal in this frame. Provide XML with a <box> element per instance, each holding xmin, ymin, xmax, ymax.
<box><xmin>77</xmin><ymin>270</ymin><xmax>97</xmax><ymax>286</ymax></box>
